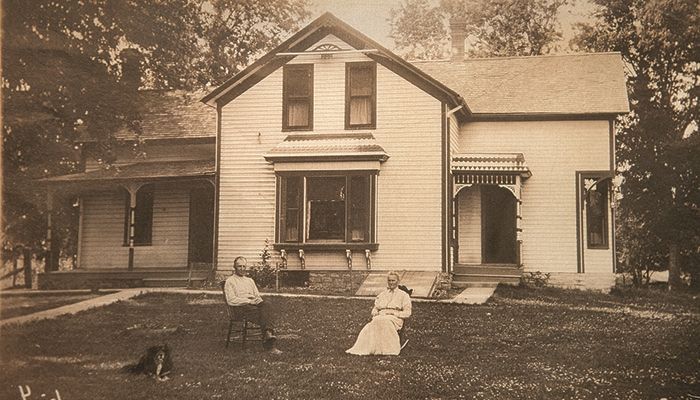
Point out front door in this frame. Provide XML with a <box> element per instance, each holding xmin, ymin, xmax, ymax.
<box><xmin>481</xmin><ymin>185</ymin><xmax>517</xmax><ymax>264</ymax></box>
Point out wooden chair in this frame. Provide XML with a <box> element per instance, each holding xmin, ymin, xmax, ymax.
<box><xmin>220</xmin><ymin>281</ymin><xmax>263</xmax><ymax>348</ymax></box>
<box><xmin>398</xmin><ymin>284</ymin><xmax>413</xmax><ymax>350</ymax></box>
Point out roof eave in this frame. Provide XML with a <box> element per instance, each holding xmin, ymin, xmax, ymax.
<box><xmin>201</xmin><ymin>12</ymin><xmax>469</xmax><ymax>114</ymax></box>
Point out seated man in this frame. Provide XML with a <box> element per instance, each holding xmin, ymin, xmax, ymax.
<box><xmin>224</xmin><ymin>256</ymin><xmax>281</xmax><ymax>354</ymax></box>
<box><xmin>346</xmin><ymin>271</ymin><xmax>412</xmax><ymax>356</ymax></box>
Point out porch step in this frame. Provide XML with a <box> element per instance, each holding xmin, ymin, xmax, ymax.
<box><xmin>453</xmin><ymin>264</ymin><xmax>520</xmax><ymax>275</ymax></box>
<box><xmin>452</xmin><ymin>264</ymin><xmax>522</xmax><ymax>289</ymax></box>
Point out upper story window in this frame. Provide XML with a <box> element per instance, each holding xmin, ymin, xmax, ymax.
<box><xmin>283</xmin><ymin>64</ymin><xmax>313</xmax><ymax>131</ymax></box>
<box><xmin>346</xmin><ymin>62</ymin><xmax>376</xmax><ymax>129</ymax></box>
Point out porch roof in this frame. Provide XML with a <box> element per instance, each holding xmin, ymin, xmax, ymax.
<box><xmin>41</xmin><ymin>159</ymin><xmax>215</xmax><ymax>184</ymax></box>
<box><xmin>264</xmin><ymin>132</ymin><xmax>389</xmax><ymax>162</ymax></box>
<box><xmin>452</xmin><ymin>153</ymin><xmax>531</xmax><ymax>177</ymax></box>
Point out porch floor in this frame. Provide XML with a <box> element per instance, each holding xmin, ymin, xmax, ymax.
<box><xmin>37</xmin><ymin>269</ymin><xmax>210</xmax><ymax>290</ymax></box>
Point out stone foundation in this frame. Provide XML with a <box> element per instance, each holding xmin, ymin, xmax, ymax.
<box><xmin>308</xmin><ymin>270</ymin><xmax>371</xmax><ymax>292</ymax></box>
<box><xmin>546</xmin><ymin>272</ymin><xmax>616</xmax><ymax>292</ymax></box>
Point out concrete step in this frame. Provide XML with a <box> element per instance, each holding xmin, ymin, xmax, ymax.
<box><xmin>453</xmin><ymin>265</ymin><xmax>520</xmax><ymax>275</ymax></box>
<box><xmin>452</xmin><ymin>279</ymin><xmax>519</xmax><ymax>289</ymax></box>
<box><xmin>452</xmin><ymin>274</ymin><xmax>521</xmax><ymax>283</ymax></box>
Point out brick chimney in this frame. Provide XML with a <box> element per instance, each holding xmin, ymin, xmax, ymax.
<box><xmin>449</xmin><ymin>18</ymin><xmax>466</xmax><ymax>61</ymax></box>
<box><xmin>119</xmin><ymin>48</ymin><xmax>143</xmax><ymax>91</ymax></box>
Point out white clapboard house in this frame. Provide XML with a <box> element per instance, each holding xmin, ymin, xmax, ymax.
<box><xmin>40</xmin><ymin>13</ymin><xmax>629</xmax><ymax>291</ymax></box>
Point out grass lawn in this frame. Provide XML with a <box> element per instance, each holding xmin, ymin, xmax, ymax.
<box><xmin>0</xmin><ymin>286</ymin><xmax>698</xmax><ymax>399</ymax></box>
<box><xmin>0</xmin><ymin>292</ymin><xmax>111</xmax><ymax>320</ymax></box>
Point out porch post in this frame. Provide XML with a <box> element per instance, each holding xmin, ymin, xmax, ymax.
<box><xmin>127</xmin><ymin>188</ymin><xmax>137</xmax><ymax>270</ymax></box>
<box><xmin>123</xmin><ymin>183</ymin><xmax>143</xmax><ymax>271</ymax></box>
<box><xmin>515</xmin><ymin>176</ymin><xmax>523</xmax><ymax>267</ymax></box>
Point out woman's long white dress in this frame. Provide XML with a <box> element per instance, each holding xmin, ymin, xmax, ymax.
<box><xmin>346</xmin><ymin>288</ymin><xmax>412</xmax><ymax>355</ymax></box>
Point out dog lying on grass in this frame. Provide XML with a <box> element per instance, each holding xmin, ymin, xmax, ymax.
<box><xmin>123</xmin><ymin>344</ymin><xmax>173</xmax><ymax>381</ymax></box>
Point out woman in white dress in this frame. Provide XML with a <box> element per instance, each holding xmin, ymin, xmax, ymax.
<box><xmin>346</xmin><ymin>271</ymin><xmax>412</xmax><ymax>355</ymax></box>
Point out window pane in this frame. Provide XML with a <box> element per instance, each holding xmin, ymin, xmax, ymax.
<box><xmin>287</xmin><ymin>100</ymin><xmax>309</xmax><ymax>127</ymax></box>
<box><xmin>307</xmin><ymin>177</ymin><xmax>345</xmax><ymax>240</ymax></box>
<box><xmin>349</xmin><ymin>176</ymin><xmax>370</xmax><ymax>242</ymax></box>
<box><xmin>585</xmin><ymin>179</ymin><xmax>608</xmax><ymax>247</ymax></box>
<box><xmin>350</xmin><ymin>67</ymin><xmax>373</xmax><ymax>96</ymax></box>
<box><xmin>349</xmin><ymin>97</ymin><xmax>372</xmax><ymax>125</ymax></box>
<box><xmin>287</xmin><ymin>69</ymin><xmax>310</xmax><ymax>95</ymax></box>
<box><xmin>281</xmin><ymin>176</ymin><xmax>302</xmax><ymax>242</ymax></box>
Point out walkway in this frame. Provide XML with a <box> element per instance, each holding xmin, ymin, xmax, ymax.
<box><xmin>0</xmin><ymin>285</ymin><xmax>497</xmax><ymax>327</ymax></box>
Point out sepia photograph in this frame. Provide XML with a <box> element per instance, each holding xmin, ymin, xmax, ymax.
<box><xmin>1</xmin><ymin>0</ymin><xmax>698</xmax><ymax>399</ymax></box>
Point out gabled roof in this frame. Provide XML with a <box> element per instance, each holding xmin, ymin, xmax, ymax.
<box><xmin>264</xmin><ymin>133</ymin><xmax>388</xmax><ymax>162</ymax></box>
<box><xmin>201</xmin><ymin>12</ymin><xmax>469</xmax><ymax>119</ymax></box>
<box><xmin>41</xmin><ymin>159</ymin><xmax>215</xmax><ymax>183</ymax></box>
<box><xmin>79</xmin><ymin>90</ymin><xmax>216</xmax><ymax>142</ymax></box>
<box><xmin>414</xmin><ymin>53</ymin><xmax>630</xmax><ymax>116</ymax></box>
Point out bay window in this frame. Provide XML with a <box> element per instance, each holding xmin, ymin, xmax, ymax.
<box><xmin>277</xmin><ymin>173</ymin><xmax>375</xmax><ymax>247</ymax></box>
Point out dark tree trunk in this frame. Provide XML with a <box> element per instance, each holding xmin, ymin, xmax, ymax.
<box><xmin>668</xmin><ymin>242</ymin><xmax>683</xmax><ymax>291</ymax></box>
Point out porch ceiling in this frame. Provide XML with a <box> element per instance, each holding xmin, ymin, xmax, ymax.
<box><xmin>41</xmin><ymin>159</ymin><xmax>215</xmax><ymax>184</ymax></box>
<box><xmin>452</xmin><ymin>153</ymin><xmax>531</xmax><ymax>177</ymax></box>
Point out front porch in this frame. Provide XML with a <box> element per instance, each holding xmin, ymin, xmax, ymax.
<box><xmin>451</xmin><ymin>153</ymin><xmax>531</xmax><ymax>288</ymax></box>
<box><xmin>39</xmin><ymin>159</ymin><xmax>216</xmax><ymax>289</ymax></box>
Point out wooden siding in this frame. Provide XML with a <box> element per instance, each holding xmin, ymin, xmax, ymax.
<box><xmin>457</xmin><ymin>186</ymin><xmax>481</xmax><ymax>263</ymax></box>
<box><xmin>134</xmin><ymin>184</ymin><xmax>190</xmax><ymax>267</ymax></box>
<box><xmin>79</xmin><ymin>184</ymin><xmax>191</xmax><ymax>269</ymax></box>
<box><xmin>218</xmin><ymin>34</ymin><xmax>443</xmax><ymax>271</ymax></box>
<box><xmin>459</xmin><ymin>120</ymin><xmax>613</xmax><ymax>273</ymax></box>
<box><xmin>80</xmin><ymin>191</ymin><xmax>129</xmax><ymax>268</ymax></box>
<box><xmin>85</xmin><ymin>143</ymin><xmax>214</xmax><ymax>171</ymax></box>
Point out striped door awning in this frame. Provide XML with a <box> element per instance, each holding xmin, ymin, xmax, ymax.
<box><xmin>452</xmin><ymin>153</ymin><xmax>531</xmax><ymax>183</ymax></box>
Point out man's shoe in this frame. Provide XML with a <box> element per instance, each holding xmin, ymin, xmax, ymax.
<box><xmin>269</xmin><ymin>348</ymin><xmax>283</xmax><ymax>355</ymax></box>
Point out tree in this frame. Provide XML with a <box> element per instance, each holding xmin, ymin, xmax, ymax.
<box><xmin>2</xmin><ymin>0</ymin><xmax>311</xmax><ymax>263</ymax></box>
<box><xmin>389</xmin><ymin>0</ymin><xmax>450</xmax><ymax>60</ymax></box>
<box><xmin>389</xmin><ymin>0</ymin><xmax>568</xmax><ymax>59</ymax></box>
<box><xmin>573</xmin><ymin>0</ymin><xmax>700</xmax><ymax>290</ymax></box>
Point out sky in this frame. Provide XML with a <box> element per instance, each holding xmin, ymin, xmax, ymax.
<box><xmin>307</xmin><ymin>0</ymin><xmax>597</xmax><ymax>52</ymax></box>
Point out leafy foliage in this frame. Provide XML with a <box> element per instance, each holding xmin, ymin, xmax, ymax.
<box><xmin>519</xmin><ymin>271</ymin><xmax>551</xmax><ymax>287</ymax></box>
<box><xmin>248</xmin><ymin>239</ymin><xmax>277</xmax><ymax>288</ymax></box>
<box><xmin>389</xmin><ymin>0</ymin><xmax>568</xmax><ymax>59</ymax></box>
<box><xmin>572</xmin><ymin>0</ymin><xmax>700</xmax><ymax>289</ymax></box>
<box><xmin>2</xmin><ymin>0</ymin><xmax>311</xmax><ymax>256</ymax></box>
<box><xmin>389</xmin><ymin>0</ymin><xmax>450</xmax><ymax>60</ymax></box>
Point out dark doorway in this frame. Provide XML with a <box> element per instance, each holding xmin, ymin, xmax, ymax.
<box><xmin>481</xmin><ymin>185</ymin><xmax>517</xmax><ymax>264</ymax></box>
<box><xmin>188</xmin><ymin>184</ymin><xmax>214</xmax><ymax>265</ymax></box>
